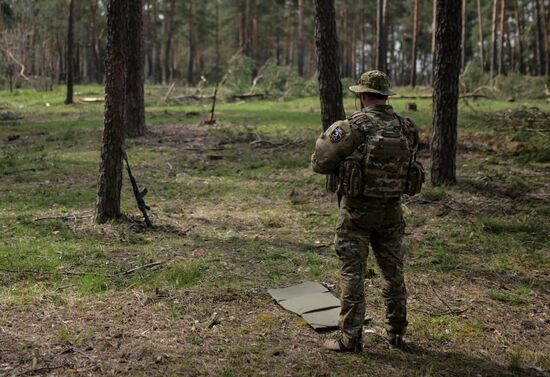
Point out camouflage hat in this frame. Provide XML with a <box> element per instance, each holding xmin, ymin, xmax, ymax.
<box><xmin>349</xmin><ymin>70</ymin><xmax>395</xmax><ymax>96</ymax></box>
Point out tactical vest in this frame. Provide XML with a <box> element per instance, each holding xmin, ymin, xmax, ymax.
<box><xmin>346</xmin><ymin>112</ymin><xmax>412</xmax><ymax>198</ymax></box>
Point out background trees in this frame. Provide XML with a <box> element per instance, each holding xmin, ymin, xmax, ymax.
<box><xmin>1</xmin><ymin>0</ymin><xmax>548</xmax><ymax>91</ymax></box>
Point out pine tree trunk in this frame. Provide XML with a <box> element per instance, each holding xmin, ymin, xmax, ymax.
<box><xmin>490</xmin><ymin>0</ymin><xmax>499</xmax><ymax>79</ymax></box>
<box><xmin>314</xmin><ymin>0</ymin><xmax>345</xmax><ymax>132</ymax></box>
<box><xmin>431</xmin><ymin>0</ymin><xmax>462</xmax><ymax>186</ymax></box>
<box><xmin>164</xmin><ymin>0</ymin><xmax>175</xmax><ymax>83</ymax></box>
<box><xmin>361</xmin><ymin>8</ymin><xmax>366</xmax><ymax>73</ymax></box>
<box><xmin>498</xmin><ymin>0</ymin><xmax>506</xmax><ymax>75</ymax></box>
<box><xmin>297</xmin><ymin>0</ymin><xmax>305</xmax><ymax>76</ymax></box>
<box><xmin>96</xmin><ymin>0</ymin><xmax>128</xmax><ymax>223</ymax></box>
<box><xmin>411</xmin><ymin>0</ymin><xmax>420</xmax><ymax>86</ymax></box>
<box><xmin>314</xmin><ymin>0</ymin><xmax>346</xmax><ymax>192</ymax></box>
<box><xmin>125</xmin><ymin>0</ymin><xmax>146</xmax><ymax>138</ymax></box>
<box><xmin>540</xmin><ymin>0</ymin><xmax>549</xmax><ymax>75</ymax></box>
<box><xmin>65</xmin><ymin>0</ymin><xmax>75</xmax><ymax>105</ymax></box>
<box><xmin>376</xmin><ymin>0</ymin><xmax>387</xmax><ymax>71</ymax></box>
<box><xmin>461</xmin><ymin>0</ymin><xmax>467</xmax><ymax>71</ymax></box>
<box><xmin>478</xmin><ymin>0</ymin><xmax>485</xmax><ymax>71</ymax></box>
<box><xmin>512</xmin><ymin>0</ymin><xmax>525</xmax><ymax>73</ymax></box>
<box><xmin>187</xmin><ymin>0</ymin><xmax>195</xmax><ymax>84</ymax></box>
<box><xmin>152</xmin><ymin>0</ymin><xmax>161</xmax><ymax>84</ymax></box>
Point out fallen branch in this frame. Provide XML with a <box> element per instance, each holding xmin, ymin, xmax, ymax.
<box><xmin>232</xmin><ymin>93</ymin><xmax>265</xmax><ymax>100</ymax></box>
<box><xmin>15</xmin><ymin>364</ymin><xmax>68</xmax><ymax>377</ymax></box>
<box><xmin>163</xmin><ymin>82</ymin><xmax>176</xmax><ymax>103</ymax></box>
<box><xmin>250</xmin><ymin>135</ymin><xmax>305</xmax><ymax>148</ymax></box>
<box><xmin>120</xmin><ymin>262</ymin><xmax>163</xmax><ymax>276</ymax></box>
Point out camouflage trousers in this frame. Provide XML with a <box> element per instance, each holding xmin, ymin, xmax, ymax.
<box><xmin>334</xmin><ymin>196</ymin><xmax>408</xmax><ymax>348</ymax></box>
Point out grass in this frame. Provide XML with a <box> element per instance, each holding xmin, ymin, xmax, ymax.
<box><xmin>0</xmin><ymin>85</ymin><xmax>549</xmax><ymax>376</ymax></box>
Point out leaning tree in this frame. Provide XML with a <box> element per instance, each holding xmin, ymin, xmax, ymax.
<box><xmin>431</xmin><ymin>0</ymin><xmax>462</xmax><ymax>186</ymax></box>
<box><xmin>96</xmin><ymin>0</ymin><xmax>128</xmax><ymax>223</ymax></box>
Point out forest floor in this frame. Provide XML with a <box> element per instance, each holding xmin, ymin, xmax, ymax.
<box><xmin>0</xmin><ymin>86</ymin><xmax>549</xmax><ymax>377</ymax></box>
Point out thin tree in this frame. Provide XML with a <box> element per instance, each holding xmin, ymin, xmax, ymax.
<box><xmin>411</xmin><ymin>0</ymin><xmax>420</xmax><ymax>86</ymax></box>
<box><xmin>125</xmin><ymin>0</ymin><xmax>146</xmax><ymax>137</ymax></box>
<box><xmin>297</xmin><ymin>0</ymin><xmax>305</xmax><ymax>76</ymax></box>
<box><xmin>498</xmin><ymin>0</ymin><xmax>506</xmax><ymax>75</ymax></box>
<box><xmin>187</xmin><ymin>0</ymin><xmax>195</xmax><ymax>85</ymax></box>
<box><xmin>65</xmin><ymin>0</ymin><xmax>76</xmax><ymax>105</ymax></box>
<box><xmin>164</xmin><ymin>0</ymin><xmax>176</xmax><ymax>83</ymax></box>
<box><xmin>490</xmin><ymin>0</ymin><xmax>499</xmax><ymax>79</ymax></box>
<box><xmin>512</xmin><ymin>0</ymin><xmax>524</xmax><ymax>73</ymax></box>
<box><xmin>376</xmin><ymin>0</ymin><xmax>388</xmax><ymax>71</ymax></box>
<box><xmin>477</xmin><ymin>0</ymin><xmax>485</xmax><ymax>71</ymax></box>
<box><xmin>96</xmin><ymin>0</ymin><xmax>128</xmax><ymax>223</ymax></box>
<box><xmin>431</xmin><ymin>0</ymin><xmax>462</xmax><ymax>185</ymax></box>
<box><xmin>461</xmin><ymin>0</ymin><xmax>467</xmax><ymax>71</ymax></box>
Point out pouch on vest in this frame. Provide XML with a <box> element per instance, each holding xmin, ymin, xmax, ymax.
<box><xmin>405</xmin><ymin>160</ymin><xmax>425</xmax><ymax>196</ymax></box>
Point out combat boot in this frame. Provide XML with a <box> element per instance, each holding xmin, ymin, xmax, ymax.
<box><xmin>322</xmin><ymin>338</ymin><xmax>363</xmax><ymax>353</ymax></box>
<box><xmin>388</xmin><ymin>334</ymin><xmax>405</xmax><ymax>350</ymax></box>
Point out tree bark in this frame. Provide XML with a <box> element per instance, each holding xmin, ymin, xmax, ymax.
<box><xmin>477</xmin><ymin>0</ymin><xmax>485</xmax><ymax>71</ymax></box>
<box><xmin>498</xmin><ymin>0</ymin><xmax>506</xmax><ymax>75</ymax></box>
<box><xmin>297</xmin><ymin>0</ymin><xmax>305</xmax><ymax>76</ymax></box>
<box><xmin>164</xmin><ymin>0</ymin><xmax>175</xmax><ymax>83</ymax></box>
<box><xmin>376</xmin><ymin>0</ymin><xmax>387</xmax><ymax>71</ymax></box>
<box><xmin>96</xmin><ymin>0</ymin><xmax>128</xmax><ymax>223</ymax></box>
<box><xmin>65</xmin><ymin>0</ymin><xmax>75</xmax><ymax>105</ymax></box>
<box><xmin>540</xmin><ymin>0</ymin><xmax>549</xmax><ymax>75</ymax></box>
<box><xmin>431</xmin><ymin>0</ymin><xmax>462</xmax><ymax>186</ymax></box>
<box><xmin>490</xmin><ymin>0</ymin><xmax>499</xmax><ymax>79</ymax></box>
<box><xmin>151</xmin><ymin>0</ymin><xmax>162</xmax><ymax>84</ymax></box>
<box><xmin>411</xmin><ymin>0</ymin><xmax>420</xmax><ymax>86</ymax></box>
<box><xmin>314</xmin><ymin>0</ymin><xmax>345</xmax><ymax>132</ymax></box>
<box><xmin>461</xmin><ymin>0</ymin><xmax>467</xmax><ymax>71</ymax></box>
<box><xmin>125</xmin><ymin>0</ymin><xmax>147</xmax><ymax>137</ymax></box>
<box><xmin>187</xmin><ymin>0</ymin><xmax>195</xmax><ymax>84</ymax></box>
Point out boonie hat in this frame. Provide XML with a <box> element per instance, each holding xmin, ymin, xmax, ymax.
<box><xmin>349</xmin><ymin>70</ymin><xmax>395</xmax><ymax>96</ymax></box>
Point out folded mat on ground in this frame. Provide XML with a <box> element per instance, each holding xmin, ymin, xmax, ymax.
<box><xmin>268</xmin><ymin>281</ymin><xmax>341</xmax><ymax>330</ymax></box>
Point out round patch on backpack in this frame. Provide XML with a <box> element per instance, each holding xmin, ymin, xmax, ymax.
<box><xmin>329</xmin><ymin>127</ymin><xmax>345</xmax><ymax>143</ymax></box>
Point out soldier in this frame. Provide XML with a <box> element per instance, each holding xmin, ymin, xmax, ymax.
<box><xmin>311</xmin><ymin>70</ymin><xmax>422</xmax><ymax>352</ymax></box>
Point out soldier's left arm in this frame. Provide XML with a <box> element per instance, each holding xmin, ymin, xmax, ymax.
<box><xmin>310</xmin><ymin>120</ymin><xmax>358</xmax><ymax>174</ymax></box>
<box><xmin>403</xmin><ymin>117</ymin><xmax>420</xmax><ymax>156</ymax></box>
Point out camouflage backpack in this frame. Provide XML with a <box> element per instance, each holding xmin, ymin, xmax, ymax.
<box><xmin>341</xmin><ymin>112</ymin><xmax>414</xmax><ymax>198</ymax></box>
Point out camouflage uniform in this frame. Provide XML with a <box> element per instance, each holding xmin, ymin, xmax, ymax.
<box><xmin>311</xmin><ymin>71</ymin><xmax>419</xmax><ymax>349</ymax></box>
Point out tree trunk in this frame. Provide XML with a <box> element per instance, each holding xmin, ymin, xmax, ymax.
<box><xmin>297</xmin><ymin>0</ymin><xmax>305</xmax><ymax>76</ymax></box>
<box><xmin>152</xmin><ymin>0</ymin><xmax>161</xmax><ymax>84</ymax></box>
<box><xmin>498</xmin><ymin>0</ymin><xmax>506</xmax><ymax>75</ymax></box>
<box><xmin>125</xmin><ymin>0</ymin><xmax>147</xmax><ymax>137</ymax></box>
<box><xmin>96</xmin><ymin>0</ymin><xmax>128</xmax><ymax>223</ymax></box>
<box><xmin>163</xmin><ymin>0</ymin><xmax>175</xmax><ymax>83</ymax></box>
<box><xmin>512</xmin><ymin>0</ymin><xmax>525</xmax><ymax>73</ymax></box>
<box><xmin>431</xmin><ymin>0</ymin><xmax>462</xmax><ymax>186</ymax></box>
<box><xmin>376</xmin><ymin>0</ymin><xmax>387</xmax><ymax>71</ymax></box>
<box><xmin>477</xmin><ymin>0</ymin><xmax>485</xmax><ymax>71</ymax></box>
<box><xmin>314</xmin><ymin>0</ymin><xmax>346</xmax><ymax>192</ymax></box>
<box><xmin>361</xmin><ymin>8</ymin><xmax>366</xmax><ymax>73</ymax></box>
<box><xmin>215</xmin><ymin>0</ymin><xmax>221</xmax><ymax>67</ymax></box>
<box><xmin>540</xmin><ymin>0</ymin><xmax>549</xmax><ymax>75</ymax></box>
<box><xmin>461</xmin><ymin>0</ymin><xmax>467</xmax><ymax>71</ymax></box>
<box><xmin>187</xmin><ymin>0</ymin><xmax>195</xmax><ymax>85</ymax></box>
<box><xmin>490</xmin><ymin>0</ymin><xmax>499</xmax><ymax>79</ymax></box>
<box><xmin>314</xmin><ymin>0</ymin><xmax>345</xmax><ymax>131</ymax></box>
<box><xmin>65</xmin><ymin>0</ymin><xmax>75</xmax><ymax>105</ymax></box>
<box><xmin>411</xmin><ymin>0</ymin><xmax>420</xmax><ymax>86</ymax></box>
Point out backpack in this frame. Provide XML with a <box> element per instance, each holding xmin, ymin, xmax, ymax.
<box><xmin>339</xmin><ymin>112</ymin><xmax>423</xmax><ymax>198</ymax></box>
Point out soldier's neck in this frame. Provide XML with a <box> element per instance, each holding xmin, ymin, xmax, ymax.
<box><xmin>361</xmin><ymin>99</ymin><xmax>387</xmax><ymax>108</ymax></box>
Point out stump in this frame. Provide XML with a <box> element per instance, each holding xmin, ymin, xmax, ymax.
<box><xmin>406</xmin><ymin>102</ymin><xmax>418</xmax><ymax>111</ymax></box>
